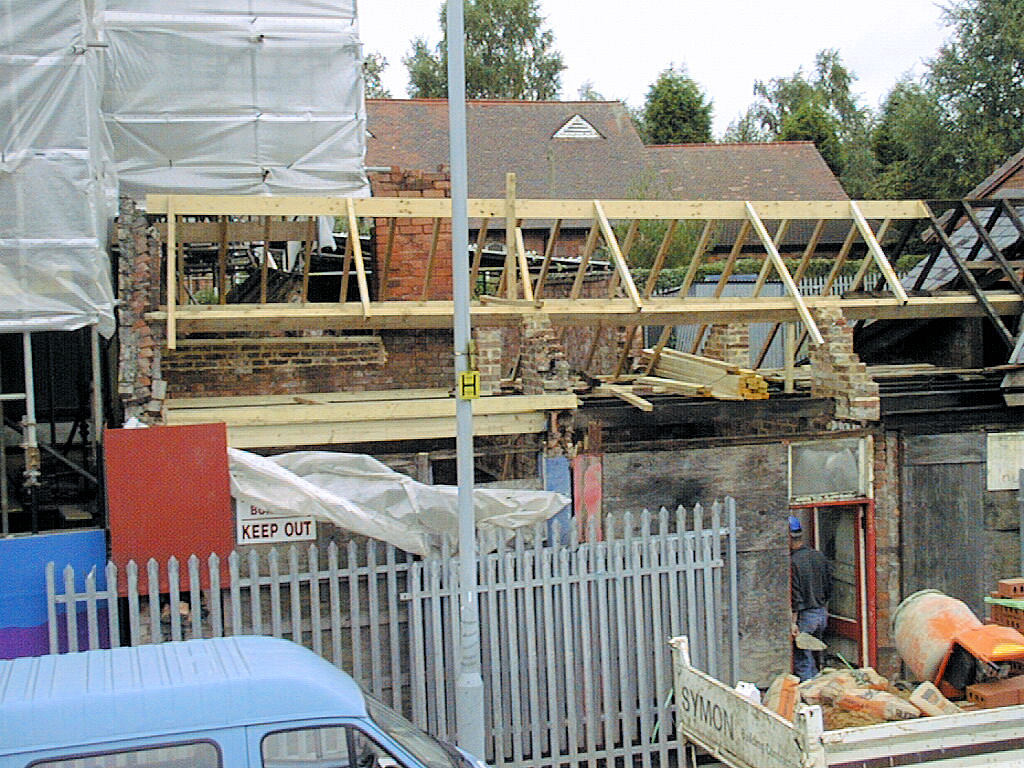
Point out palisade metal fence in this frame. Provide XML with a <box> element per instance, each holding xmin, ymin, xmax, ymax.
<box><xmin>47</xmin><ymin>500</ymin><xmax>739</xmax><ymax>768</ymax></box>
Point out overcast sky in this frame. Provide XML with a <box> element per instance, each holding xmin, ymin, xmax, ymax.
<box><xmin>357</xmin><ymin>0</ymin><xmax>952</xmax><ymax>138</ymax></box>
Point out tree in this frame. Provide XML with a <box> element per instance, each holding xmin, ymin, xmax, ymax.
<box><xmin>927</xmin><ymin>0</ymin><xmax>1024</xmax><ymax>191</ymax></box>
<box><xmin>363</xmin><ymin>52</ymin><xmax>392</xmax><ymax>99</ymax></box>
<box><xmin>871</xmin><ymin>79</ymin><xmax>959</xmax><ymax>198</ymax></box>
<box><xmin>403</xmin><ymin>0</ymin><xmax>565</xmax><ymax>100</ymax></box>
<box><xmin>638</xmin><ymin>65</ymin><xmax>713</xmax><ymax>144</ymax></box>
<box><xmin>732</xmin><ymin>50</ymin><xmax>876</xmax><ymax>195</ymax></box>
<box><xmin>576</xmin><ymin>80</ymin><xmax>605</xmax><ymax>101</ymax></box>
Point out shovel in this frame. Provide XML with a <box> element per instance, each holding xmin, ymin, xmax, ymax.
<box><xmin>795</xmin><ymin>632</ymin><xmax>827</xmax><ymax>651</ymax></box>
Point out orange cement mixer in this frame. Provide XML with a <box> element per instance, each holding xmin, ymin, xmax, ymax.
<box><xmin>894</xmin><ymin>589</ymin><xmax>1024</xmax><ymax>697</ymax></box>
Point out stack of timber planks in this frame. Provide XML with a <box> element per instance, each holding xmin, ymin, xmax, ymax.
<box><xmin>641</xmin><ymin>348</ymin><xmax>769</xmax><ymax>401</ymax></box>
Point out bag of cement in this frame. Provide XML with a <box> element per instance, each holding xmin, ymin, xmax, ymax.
<box><xmin>910</xmin><ymin>681</ymin><xmax>961</xmax><ymax>716</ymax></box>
<box><xmin>800</xmin><ymin>671</ymin><xmax>857</xmax><ymax>705</ymax></box>
<box><xmin>852</xmin><ymin>667</ymin><xmax>889</xmax><ymax>690</ymax></box>
<box><xmin>735</xmin><ymin>681</ymin><xmax>761</xmax><ymax>705</ymax></box>
<box><xmin>764</xmin><ymin>674</ymin><xmax>800</xmax><ymax>721</ymax></box>
<box><xmin>835</xmin><ymin>689</ymin><xmax>921</xmax><ymax>721</ymax></box>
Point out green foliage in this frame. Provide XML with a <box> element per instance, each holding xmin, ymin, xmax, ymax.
<box><xmin>639</xmin><ymin>65</ymin><xmax>713</xmax><ymax>144</ymax></box>
<box><xmin>778</xmin><ymin>101</ymin><xmax>843</xmax><ymax>174</ymax></box>
<box><xmin>927</xmin><ymin>0</ymin><xmax>1024</xmax><ymax>192</ymax></box>
<box><xmin>728</xmin><ymin>50</ymin><xmax>875</xmax><ymax>196</ymax></box>
<box><xmin>870</xmin><ymin>80</ymin><xmax>959</xmax><ymax>198</ymax></box>
<box><xmin>576</xmin><ymin>80</ymin><xmax>605</xmax><ymax>101</ymax></box>
<box><xmin>363</xmin><ymin>52</ymin><xmax>392</xmax><ymax>99</ymax></box>
<box><xmin>403</xmin><ymin>0</ymin><xmax>565</xmax><ymax>100</ymax></box>
<box><xmin>192</xmin><ymin>288</ymin><xmax>219</xmax><ymax>305</ymax></box>
<box><xmin>616</xmin><ymin>219</ymin><xmax>705</xmax><ymax>270</ymax></box>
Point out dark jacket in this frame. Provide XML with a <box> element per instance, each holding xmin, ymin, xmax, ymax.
<box><xmin>791</xmin><ymin>545</ymin><xmax>832</xmax><ymax>612</ymax></box>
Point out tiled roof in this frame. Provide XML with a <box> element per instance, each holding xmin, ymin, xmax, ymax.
<box><xmin>365</xmin><ymin>99</ymin><xmax>647</xmax><ymax>200</ymax></box>
<box><xmin>643</xmin><ymin>141</ymin><xmax>848</xmax><ymax>201</ymax></box>
<box><xmin>967</xmin><ymin>146</ymin><xmax>1024</xmax><ymax>199</ymax></box>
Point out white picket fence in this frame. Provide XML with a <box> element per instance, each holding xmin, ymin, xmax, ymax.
<box><xmin>48</xmin><ymin>502</ymin><xmax>739</xmax><ymax>768</ymax></box>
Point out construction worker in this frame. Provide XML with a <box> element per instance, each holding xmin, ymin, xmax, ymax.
<box><xmin>790</xmin><ymin>514</ymin><xmax>832</xmax><ymax>681</ymax></box>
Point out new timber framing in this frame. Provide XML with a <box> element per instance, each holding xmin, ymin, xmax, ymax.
<box><xmin>143</xmin><ymin>194</ymin><xmax>1021</xmax><ymax>351</ymax></box>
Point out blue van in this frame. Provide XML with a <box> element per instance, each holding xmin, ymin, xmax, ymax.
<box><xmin>0</xmin><ymin>636</ymin><xmax>486</xmax><ymax>768</ymax></box>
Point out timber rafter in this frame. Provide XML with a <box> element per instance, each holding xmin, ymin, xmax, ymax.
<box><xmin>145</xmin><ymin>194</ymin><xmax>1020</xmax><ymax>356</ymax></box>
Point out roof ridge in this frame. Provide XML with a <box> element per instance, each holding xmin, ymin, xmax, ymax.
<box><xmin>647</xmin><ymin>140</ymin><xmax>816</xmax><ymax>149</ymax></box>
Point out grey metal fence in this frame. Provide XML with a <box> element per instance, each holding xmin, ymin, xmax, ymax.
<box><xmin>48</xmin><ymin>500</ymin><xmax>738</xmax><ymax>768</ymax></box>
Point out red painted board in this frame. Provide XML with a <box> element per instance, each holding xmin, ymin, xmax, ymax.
<box><xmin>571</xmin><ymin>453</ymin><xmax>603</xmax><ymax>542</ymax></box>
<box><xmin>105</xmin><ymin>423</ymin><xmax>233</xmax><ymax>594</ymax></box>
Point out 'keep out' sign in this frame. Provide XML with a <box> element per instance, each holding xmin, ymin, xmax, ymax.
<box><xmin>235</xmin><ymin>499</ymin><xmax>317</xmax><ymax>544</ymax></box>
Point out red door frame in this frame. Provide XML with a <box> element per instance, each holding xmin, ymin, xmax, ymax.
<box><xmin>790</xmin><ymin>498</ymin><xmax>877</xmax><ymax>668</ymax></box>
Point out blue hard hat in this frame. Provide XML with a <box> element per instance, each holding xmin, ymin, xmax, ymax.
<box><xmin>788</xmin><ymin>515</ymin><xmax>802</xmax><ymax>534</ymax></box>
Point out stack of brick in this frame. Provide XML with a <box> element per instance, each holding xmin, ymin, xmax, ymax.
<box><xmin>808</xmin><ymin>306</ymin><xmax>880</xmax><ymax>421</ymax></box>
<box><xmin>116</xmin><ymin>197</ymin><xmax>167</xmax><ymax>423</ymax></box>
<box><xmin>520</xmin><ymin>315</ymin><xmax>572</xmax><ymax>395</ymax></box>
<box><xmin>703</xmin><ymin>324</ymin><xmax>750</xmax><ymax>368</ymax></box>
<box><xmin>369</xmin><ymin>167</ymin><xmax>452</xmax><ymax>301</ymax></box>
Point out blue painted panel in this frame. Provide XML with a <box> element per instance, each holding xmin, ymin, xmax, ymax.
<box><xmin>0</xmin><ymin>529</ymin><xmax>106</xmax><ymax>658</ymax></box>
<box><xmin>542</xmin><ymin>454</ymin><xmax>572</xmax><ymax>545</ymax></box>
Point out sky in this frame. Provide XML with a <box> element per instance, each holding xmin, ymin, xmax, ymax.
<box><xmin>357</xmin><ymin>0</ymin><xmax>953</xmax><ymax>138</ymax></box>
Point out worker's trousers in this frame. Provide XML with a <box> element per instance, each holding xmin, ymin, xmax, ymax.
<box><xmin>794</xmin><ymin>606</ymin><xmax>828</xmax><ymax>682</ymax></box>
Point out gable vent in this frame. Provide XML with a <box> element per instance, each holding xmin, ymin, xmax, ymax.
<box><xmin>554</xmin><ymin>115</ymin><xmax>602</xmax><ymax>139</ymax></box>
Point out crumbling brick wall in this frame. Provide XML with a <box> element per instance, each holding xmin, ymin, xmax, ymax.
<box><xmin>116</xmin><ymin>197</ymin><xmax>167</xmax><ymax>423</ymax></box>
<box><xmin>808</xmin><ymin>307</ymin><xmax>880</xmax><ymax>422</ymax></box>
<box><xmin>521</xmin><ymin>314</ymin><xmax>572</xmax><ymax>395</ymax></box>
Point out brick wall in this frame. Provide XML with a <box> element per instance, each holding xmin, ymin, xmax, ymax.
<box><xmin>163</xmin><ymin>331</ymin><xmax>454</xmax><ymax>398</ymax></box>
<box><xmin>370</xmin><ymin>167</ymin><xmax>453</xmax><ymax>300</ymax></box>
<box><xmin>704</xmin><ymin>324</ymin><xmax>750</xmax><ymax>368</ymax></box>
<box><xmin>809</xmin><ymin>306</ymin><xmax>880</xmax><ymax>422</ymax></box>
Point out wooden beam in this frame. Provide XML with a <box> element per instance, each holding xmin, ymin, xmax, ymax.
<box><xmin>634</xmin><ymin>376</ymin><xmax>710</xmax><ymax>396</ymax></box>
<box><xmin>850</xmin><ymin>219</ymin><xmax>893</xmax><ymax>292</ymax></box>
<box><xmin>505</xmin><ymin>173</ymin><xmax>518</xmax><ymax>299</ymax></box>
<box><xmin>470</xmin><ymin>217</ymin><xmax>489</xmax><ymax>290</ymax></box>
<box><xmin>691</xmin><ymin>220</ymin><xmax>749</xmax><ymax>353</ymax></box>
<box><xmin>752</xmin><ymin>219</ymin><xmax>791</xmax><ymax>297</ymax></box>
<box><xmin>346</xmin><ymin>197</ymin><xmax>371</xmax><ymax>315</ymax></box>
<box><xmin>644</xmin><ymin>219</ymin><xmax>678</xmax><ymax>298</ymax></box>
<box><xmin>746</xmin><ymin>201</ymin><xmax>823</xmax><ymax>345</ymax></box>
<box><xmin>155</xmin><ymin>219</ymin><xmax>312</xmax><ymax>242</ymax></box>
<box><xmin>149</xmin><ymin>293</ymin><xmax>1024</xmax><ymax>337</ymax></box>
<box><xmin>570</xmin><ymin>223</ymin><xmax>601</xmax><ymax>300</ymax></box>
<box><xmin>217</xmin><ymin>216</ymin><xmax>228</xmax><ymax>305</ymax></box>
<box><xmin>380</xmin><ymin>217</ymin><xmax>396</xmax><ymax>301</ymax></box>
<box><xmin>166</xmin><ymin>202</ymin><xmax>177</xmax><ymax>349</ymax></box>
<box><xmin>533</xmin><ymin>219</ymin><xmax>561</xmax><ymax>300</ymax></box>
<box><xmin>300</xmin><ymin>216</ymin><xmax>314</xmax><ymax>303</ymax></box>
<box><xmin>962</xmin><ymin>200</ymin><xmax>1024</xmax><ymax>296</ymax></box>
<box><xmin>594</xmin><ymin>200</ymin><xmax>642</xmax><ymax>310</ymax></box>
<box><xmin>923</xmin><ymin>201</ymin><xmax>1016</xmax><ymax>349</ymax></box>
<box><xmin>146</xmin><ymin>194</ymin><xmax>930</xmax><ymax>222</ymax></box>
<box><xmin>609</xmin><ymin>219</ymin><xmax>641</xmax><ymax>298</ymax></box>
<box><xmin>338</xmin><ymin>224</ymin><xmax>353</xmax><ymax>302</ymax></box>
<box><xmin>421</xmin><ymin>217</ymin><xmax>442</xmax><ymax>301</ymax></box>
<box><xmin>598</xmin><ymin>384</ymin><xmax>653</xmax><ymax>412</ymax></box>
<box><xmin>168</xmin><ymin>392</ymin><xmax>579</xmax><ymax>427</ymax></box>
<box><xmin>850</xmin><ymin>201</ymin><xmax>908</xmax><ymax>302</ymax></box>
<box><xmin>225</xmin><ymin>412</ymin><xmax>550</xmax><ymax>448</ymax></box>
<box><xmin>680</xmin><ymin>220</ymin><xmax>717</xmax><ymax>296</ymax></box>
<box><xmin>514</xmin><ymin>227</ymin><xmax>535</xmax><ymax>302</ymax></box>
<box><xmin>260</xmin><ymin>215</ymin><xmax>270</xmax><ymax>304</ymax></box>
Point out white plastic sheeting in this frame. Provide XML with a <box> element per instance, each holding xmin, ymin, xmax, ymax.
<box><xmin>0</xmin><ymin>0</ymin><xmax>116</xmax><ymax>335</ymax></box>
<box><xmin>228</xmin><ymin>449</ymin><xmax>571</xmax><ymax>556</ymax></box>
<box><xmin>103</xmin><ymin>1</ymin><xmax>369</xmax><ymax>197</ymax></box>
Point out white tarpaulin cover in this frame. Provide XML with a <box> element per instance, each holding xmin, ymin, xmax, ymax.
<box><xmin>0</xmin><ymin>0</ymin><xmax>116</xmax><ymax>335</ymax></box>
<box><xmin>103</xmin><ymin>0</ymin><xmax>369</xmax><ymax>197</ymax></box>
<box><xmin>229</xmin><ymin>449</ymin><xmax>571</xmax><ymax>556</ymax></box>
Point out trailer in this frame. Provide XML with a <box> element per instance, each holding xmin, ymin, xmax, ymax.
<box><xmin>670</xmin><ymin>636</ymin><xmax>1024</xmax><ymax>768</ymax></box>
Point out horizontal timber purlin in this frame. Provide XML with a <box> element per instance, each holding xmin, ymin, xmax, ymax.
<box><xmin>145</xmin><ymin>293</ymin><xmax>1024</xmax><ymax>333</ymax></box>
<box><xmin>145</xmin><ymin>195</ymin><xmax>928</xmax><ymax>221</ymax></box>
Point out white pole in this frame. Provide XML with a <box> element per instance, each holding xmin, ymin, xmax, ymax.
<box><xmin>447</xmin><ymin>0</ymin><xmax>485</xmax><ymax>756</ymax></box>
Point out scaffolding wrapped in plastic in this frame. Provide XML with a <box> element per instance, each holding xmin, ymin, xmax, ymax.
<box><xmin>103</xmin><ymin>0</ymin><xmax>369</xmax><ymax>198</ymax></box>
<box><xmin>0</xmin><ymin>0</ymin><xmax>116</xmax><ymax>335</ymax></box>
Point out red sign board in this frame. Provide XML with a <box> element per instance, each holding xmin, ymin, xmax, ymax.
<box><xmin>105</xmin><ymin>423</ymin><xmax>233</xmax><ymax>594</ymax></box>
